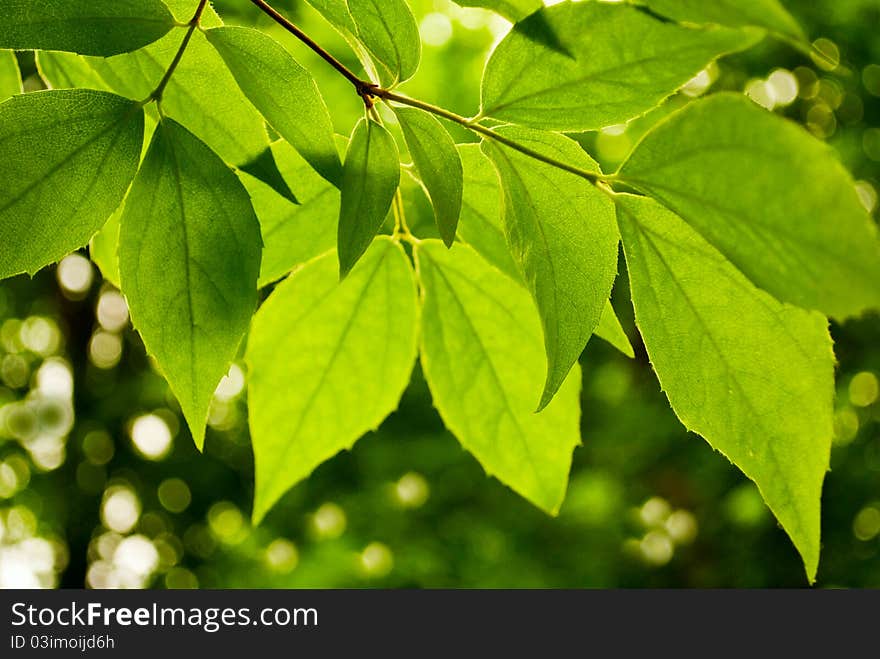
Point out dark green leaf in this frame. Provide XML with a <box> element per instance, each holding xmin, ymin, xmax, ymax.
<box><xmin>338</xmin><ymin>118</ymin><xmax>400</xmax><ymax>278</ymax></box>
<box><xmin>0</xmin><ymin>0</ymin><xmax>177</xmax><ymax>57</ymax></box>
<box><xmin>393</xmin><ymin>106</ymin><xmax>463</xmax><ymax>247</ymax></box>
<box><xmin>118</xmin><ymin>119</ymin><xmax>262</xmax><ymax>449</ymax></box>
<box><xmin>248</xmin><ymin>237</ymin><xmax>418</xmax><ymax>522</ymax></box>
<box><xmin>618</xmin><ymin>93</ymin><xmax>880</xmax><ymax>319</ymax></box>
<box><xmin>0</xmin><ymin>89</ymin><xmax>144</xmax><ymax>279</ymax></box>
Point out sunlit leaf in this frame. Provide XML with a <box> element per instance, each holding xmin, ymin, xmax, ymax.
<box><xmin>618</xmin><ymin>93</ymin><xmax>880</xmax><ymax>319</ymax></box>
<box><xmin>481</xmin><ymin>2</ymin><xmax>759</xmax><ymax>130</ymax></box>
<box><xmin>636</xmin><ymin>0</ymin><xmax>806</xmax><ymax>42</ymax></box>
<box><xmin>616</xmin><ymin>193</ymin><xmax>833</xmax><ymax>581</ymax></box>
<box><xmin>457</xmin><ymin>144</ymin><xmax>632</xmax><ymax>357</ymax></box>
<box><xmin>0</xmin><ymin>89</ymin><xmax>144</xmax><ymax>279</ymax></box>
<box><xmin>346</xmin><ymin>0</ymin><xmax>421</xmax><ymax>85</ymax></box>
<box><xmin>119</xmin><ymin>119</ymin><xmax>262</xmax><ymax>449</ymax></box>
<box><xmin>482</xmin><ymin>127</ymin><xmax>619</xmax><ymax>409</ymax></box>
<box><xmin>416</xmin><ymin>240</ymin><xmax>581</xmax><ymax>514</ymax></box>
<box><xmin>90</xmin><ymin>205</ymin><xmax>123</xmax><ymax>288</ymax></box>
<box><xmin>85</xmin><ymin>29</ymin><xmax>277</xmax><ymax>181</ymax></box>
<box><xmin>455</xmin><ymin>0</ymin><xmax>542</xmax><ymax>22</ymax></box>
<box><xmin>0</xmin><ymin>50</ymin><xmax>22</xmax><ymax>102</ymax></box>
<box><xmin>37</xmin><ymin>51</ymin><xmax>113</xmax><ymax>91</ymax></box>
<box><xmin>248</xmin><ymin>237</ymin><xmax>418</xmax><ymax>522</ymax></box>
<box><xmin>0</xmin><ymin>0</ymin><xmax>177</xmax><ymax>57</ymax></box>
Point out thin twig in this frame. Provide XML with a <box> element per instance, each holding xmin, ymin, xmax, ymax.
<box><xmin>147</xmin><ymin>0</ymin><xmax>209</xmax><ymax>103</ymax></box>
<box><xmin>378</xmin><ymin>91</ymin><xmax>605</xmax><ymax>184</ymax></box>
<box><xmin>248</xmin><ymin>0</ymin><xmax>608</xmax><ymax>186</ymax></box>
<box><xmin>247</xmin><ymin>0</ymin><xmax>378</xmax><ymax>104</ymax></box>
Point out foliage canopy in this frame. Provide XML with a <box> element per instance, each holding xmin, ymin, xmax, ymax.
<box><xmin>1</xmin><ymin>0</ymin><xmax>878</xmax><ymax>582</ymax></box>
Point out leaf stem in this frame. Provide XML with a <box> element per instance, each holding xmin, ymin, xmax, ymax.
<box><xmin>247</xmin><ymin>0</ymin><xmax>379</xmax><ymax>105</ymax></box>
<box><xmin>378</xmin><ymin>91</ymin><xmax>605</xmax><ymax>185</ymax></box>
<box><xmin>247</xmin><ymin>0</ymin><xmax>608</xmax><ymax>186</ymax></box>
<box><xmin>147</xmin><ymin>0</ymin><xmax>209</xmax><ymax>103</ymax></box>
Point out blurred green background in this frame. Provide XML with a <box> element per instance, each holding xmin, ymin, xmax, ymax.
<box><xmin>1</xmin><ymin>0</ymin><xmax>879</xmax><ymax>589</ymax></box>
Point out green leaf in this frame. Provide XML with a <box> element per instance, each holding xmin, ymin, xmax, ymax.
<box><xmin>480</xmin><ymin>2</ymin><xmax>759</xmax><ymax>131</ymax></box>
<box><xmin>393</xmin><ymin>106</ymin><xmax>463</xmax><ymax>247</ymax></box>
<box><xmin>616</xmin><ymin>193</ymin><xmax>833</xmax><ymax>580</ymax></box>
<box><xmin>618</xmin><ymin>93</ymin><xmax>880</xmax><ymax>319</ymax></box>
<box><xmin>594</xmin><ymin>303</ymin><xmax>635</xmax><ymax>359</ymax></box>
<box><xmin>36</xmin><ymin>51</ymin><xmax>112</xmax><ymax>91</ymax></box>
<box><xmin>303</xmin><ymin>0</ymin><xmax>358</xmax><ymax>35</ymax></box>
<box><xmin>457</xmin><ymin>144</ymin><xmax>520</xmax><ymax>281</ymax></box>
<box><xmin>241</xmin><ymin>141</ymin><xmax>341</xmax><ymax>286</ymax></box>
<box><xmin>0</xmin><ymin>89</ymin><xmax>144</xmax><ymax>279</ymax></box>
<box><xmin>338</xmin><ymin>118</ymin><xmax>400</xmax><ymax>278</ymax></box>
<box><xmin>86</xmin><ymin>30</ymin><xmax>270</xmax><ymax>171</ymax></box>
<box><xmin>118</xmin><ymin>119</ymin><xmax>262</xmax><ymax>449</ymax></box>
<box><xmin>0</xmin><ymin>50</ymin><xmax>22</xmax><ymax>103</ymax></box>
<box><xmin>415</xmin><ymin>240</ymin><xmax>581</xmax><ymax>514</ymax></box>
<box><xmin>206</xmin><ymin>26</ymin><xmax>343</xmax><ymax>187</ymax></box>
<box><xmin>454</xmin><ymin>1</ymin><xmax>542</xmax><ymax>23</ymax></box>
<box><xmin>248</xmin><ymin>237</ymin><xmax>418</xmax><ymax>522</ymax></box>
<box><xmin>636</xmin><ymin>0</ymin><xmax>806</xmax><ymax>42</ymax></box>
<box><xmin>346</xmin><ymin>0</ymin><xmax>421</xmax><ymax>85</ymax></box>
<box><xmin>90</xmin><ymin>205</ymin><xmax>123</xmax><ymax>288</ymax></box>
<box><xmin>238</xmin><ymin>145</ymin><xmax>298</xmax><ymax>206</ymax></box>
<box><xmin>457</xmin><ymin>144</ymin><xmax>632</xmax><ymax>358</ymax></box>
<box><xmin>482</xmin><ymin>127</ymin><xmax>619</xmax><ymax>410</ymax></box>
<box><xmin>0</xmin><ymin>0</ymin><xmax>177</xmax><ymax>57</ymax></box>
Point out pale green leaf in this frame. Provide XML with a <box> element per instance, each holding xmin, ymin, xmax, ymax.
<box><xmin>415</xmin><ymin>240</ymin><xmax>581</xmax><ymax>514</ymax></box>
<box><xmin>594</xmin><ymin>303</ymin><xmax>635</xmax><ymax>359</ymax></box>
<box><xmin>0</xmin><ymin>0</ymin><xmax>177</xmax><ymax>57</ymax></box>
<box><xmin>618</xmin><ymin>93</ymin><xmax>880</xmax><ymax>319</ymax></box>
<box><xmin>338</xmin><ymin>118</ymin><xmax>400</xmax><ymax>277</ymax></box>
<box><xmin>481</xmin><ymin>2</ymin><xmax>759</xmax><ymax>131</ymax></box>
<box><xmin>90</xmin><ymin>204</ymin><xmax>123</xmax><ymax>288</ymax></box>
<box><xmin>482</xmin><ymin>127</ymin><xmax>619</xmax><ymax>410</ymax></box>
<box><xmin>394</xmin><ymin>106</ymin><xmax>463</xmax><ymax>247</ymax></box>
<box><xmin>37</xmin><ymin>51</ymin><xmax>112</xmax><ymax>91</ymax></box>
<box><xmin>616</xmin><ymin>193</ymin><xmax>833</xmax><ymax>580</ymax></box>
<box><xmin>454</xmin><ymin>0</ymin><xmax>542</xmax><ymax>22</ymax></box>
<box><xmin>119</xmin><ymin>119</ymin><xmax>262</xmax><ymax>449</ymax></box>
<box><xmin>457</xmin><ymin>144</ymin><xmax>518</xmax><ymax>280</ymax></box>
<box><xmin>241</xmin><ymin>141</ymin><xmax>341</xmax><ymax>286</ymax></box>
<box><xmin>0</xmin><ymin>50</ymin><xmax>22</xmax><ymax>103</ymax></box>
<box><xmin>347</xmin><ymin>0</ymin><xmax>421</xmax><ymax>85</ymax></box>
<box><xmin>206</xmin><ymin>26</ymin><xmax>342</xmax><ymax>187</ymax></box>
<box><xmin>0</xmin><ymin>89</ymin><xmax>144</xmax><ymax>279</ymax></box>
<box><xmin>248</xmin><ymin>237</ymin><xmax>418</xmax><ymax>522</ymax></box>
<box><xmin>636</xmin><ymin>0</ymin><xmax>806</xmax><ymax>42</ymax></box>
<box><xmin>457</xmin><ymin>143</ymin><xmax>632</xmax><ymax>357</ymax></box>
